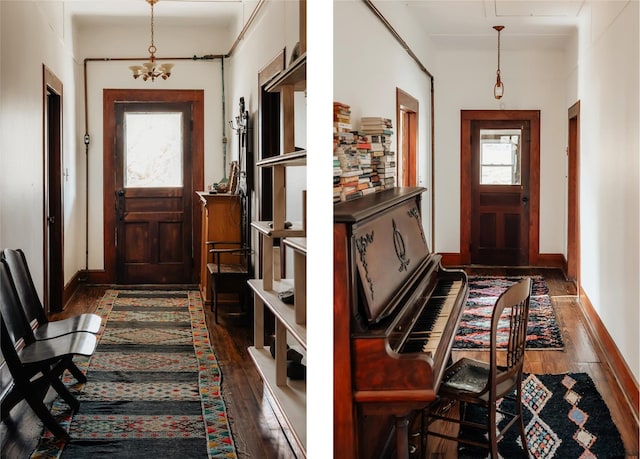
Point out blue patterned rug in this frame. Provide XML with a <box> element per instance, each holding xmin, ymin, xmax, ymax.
<box><xmin>30</xmin><ymin>290</ymin><xmax>237</xmax><ymax>458</ymax></box>
<box><xmin>454</xmin><ymin>276</ymin><xmax>564</xmax><ymax>350</ymax></box>
<box><xmin>458</xmin><ymin>372</ymin><xmax>626</xmax><ymax>458</ymax></box>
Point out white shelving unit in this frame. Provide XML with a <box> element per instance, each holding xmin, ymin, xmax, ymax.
<box><xmin>247</xmin><ymin>50</ymin><xmax>307</xmax><ymax>457</ymax></box>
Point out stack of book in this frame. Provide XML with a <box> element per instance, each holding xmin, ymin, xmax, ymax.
<box><xmin>333</xmin><ymin>107</ymin><xmax>397</xmax><ymax>203</ymax></box>
<box><xmin>333</xmin><ymin>102</ymin><xmax>352</xmax><ymax>135</ymax></box>
<box><xmin>333</xmin><ymin>102</ymin><xmax>357</xmax><ymax>202</ymax></box>
<box><xmin>359</xmin><ymin>117</ymin><xmax>396</xmax><ymax>191</ymax></box>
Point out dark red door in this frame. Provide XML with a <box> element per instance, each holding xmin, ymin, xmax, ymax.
<box><xmin>470</xmin><ymin>120</ymin><xmax>530</xmax><ymax>265</ymax></box>
<box><xmin>114</xmin><ymin>101</ymin><xmax>193</xmax><ymax>284</ymax></box>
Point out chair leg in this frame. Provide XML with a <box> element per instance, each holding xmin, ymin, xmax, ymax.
<box><xmin>67</xmin><ymin>361</ymin><xmax>87</xmax><ymax>384</ymax></box>
<box><xmin>214</xmin><ymin>288</ymin><xmax>219</xmax><ymax>324</ymax></box>
<box><xmin>516</xmin><ymin>386</ymin><xmax>529</xmax><ymax>458</ymax></box>
<box><xmin>48</xmin><ymin>377</ymin><xmax>80</xmax><ymax>412</ymax></box>
<box><xmin>239</xmin><ymin>289</ymin><xmax>245</xmax><ymax>314</ymax></box>
<box><xmin>23</xmin><ymin>390</ymin><xmax>70</xmax><ymax>442</ymax></box>
<box><xmin>489</xmin><ymin>401</ymin><xmax>498</xmax><ymax>458</ymax></box>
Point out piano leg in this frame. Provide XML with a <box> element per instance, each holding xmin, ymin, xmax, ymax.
<box><xmin>395</xmin><ymin>415</ymin><xmax>411</xmax><ymax>459</ymax></box>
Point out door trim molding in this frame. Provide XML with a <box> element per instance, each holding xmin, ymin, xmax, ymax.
<box><xmin>460</xmin><ymin>110</ymin><xmax>540</xmax><ymax>265</ymax></box>
<box><xmin>396</xmin><ymin>88</ymin><xmax>418</xmax><ymax>187</ymax></box>
<box><xmin>99</xmin><ymin>89</ymin><xmax>204</xmax><ymax>284</ymax></box>
<box><xmin>42</xmin><ymin>65</ymin><xmax>64</xmax><ymax>313</ymax></box>
<box><xmin>567</xmin><ymin>101</ymin><xmax>580</xmax><ymax>281</ymax></box>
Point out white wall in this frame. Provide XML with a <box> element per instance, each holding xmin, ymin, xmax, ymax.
<box><xmin>570</xmin><ymin>0</ymin><xmax>639</xmax><ymax>380</ymax></box>
<box><xmin>334</xmin><ymin>0</ymin><xmax>436</xmax><ymax>245</ymax></box>
<box><xmin>433</xmin><ymin>48</ymin><xmax>567</xmax><ymax>255</ymax></box>
<box><xmin>76</xmin><ymin>22</ymin><xmax>229</xmax><ymax>269</ymax></box>
<box><xmin>0</xmin><ymin>1</ymin><xmax>81</xmax><ymax>292</ymax></box>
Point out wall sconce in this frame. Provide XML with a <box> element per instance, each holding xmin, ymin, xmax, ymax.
<box><xmin>493</xmin><ymin>25</ymin><xmax>505</xmax><ymax>99</ymax></box>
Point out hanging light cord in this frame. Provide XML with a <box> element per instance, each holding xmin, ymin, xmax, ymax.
<box><xmin>493</xmin><ymin>25</ymin><xmax>505</xmax><ymax>99</ymax></box>
<box><xmin>149</xmin><ymin>0</ymin><xmax>157</xmax><ymax>61</ymax></box>
<box><xmin>496</xmin><ymin>27</ymin><xmax>501</xmax><ymax>79</ymax></box>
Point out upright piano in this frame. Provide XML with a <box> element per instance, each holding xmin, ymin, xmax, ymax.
<box><xmin>334</xmin><ymin>187</ymin><xmax>469</xmax><ymax>458</ymax></box>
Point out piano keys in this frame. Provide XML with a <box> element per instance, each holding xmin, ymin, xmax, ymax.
<box><xmin>398</xmin><ymin>279</ymin><xmax>464</xmax><ymax>354</ymax></box>
<box><xmin>334</xmin><ymin>187</ymin><xmax>469</xmax><ymax>459</ymax></box>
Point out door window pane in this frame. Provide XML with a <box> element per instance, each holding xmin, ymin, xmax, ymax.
<box><xmin>125</xmin><ymin>112</ymin><xmax>183</xmax><ymax>187</ymax></box>
<box><xmin>480</xmin><ymin>129</ymin><xmax>521</xmax><ymax>185</ymax></box>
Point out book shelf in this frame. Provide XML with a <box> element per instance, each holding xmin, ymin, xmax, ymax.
<box><xmin>247</xmin><ymin>50</ymin><xmax>307</xmax><ymax>457</ymax></box>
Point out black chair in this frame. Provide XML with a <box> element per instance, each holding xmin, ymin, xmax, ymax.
<box><xmin>0</xmin><ymin>260</ymin><xmax>97</xmax><ymax>442</ymax></box>
<box><xmin>2</xmin><ymin>248</ymin><xmax>101</xmax><ymax>339</ymax></box>
<box><xmin>423</xmin><ymin>277</ymin><xmax>532</xmax><ymax>458</ymax></box>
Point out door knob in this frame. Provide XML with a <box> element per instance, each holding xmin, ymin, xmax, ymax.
<box><xmin>522</xmin><ymin>196</ymin><xmax>529</xmax><ymax>203</ymax></box>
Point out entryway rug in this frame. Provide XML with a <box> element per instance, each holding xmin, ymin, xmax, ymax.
<box><xmin>457</xmin><ymin>372</ymin><xmax>626</xmax><ymax>458</ymax></box>
<box><xmin>454</xmin><ymin>276</ymin><xmax>564</xmax><ymax>350</ymax></box>
<box><xmin>31</xmin><ymin>290</ymin><xmax>237</xmax><ymax>458</ymax></box>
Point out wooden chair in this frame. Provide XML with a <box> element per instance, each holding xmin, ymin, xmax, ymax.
<box><xmin>207</xmin><ymin>241</ymin><xmax>252</xmax><ymax>323</ymax></box>
<box><xmin>0</xmin><ymin>260</ymin><xmax>97</xmax><ymax>442</ymax></box>
<box><xmin>206</xmin><ymin>194</ymin><xmax>253</xmax><ymax>323</ymax></box>
<box><xmin>423</xmin><ymin>277</ymin><xmax>532</xmax><ymax>458</ymax></box>
<box><xmin>2</xmin><ymin>248</ymin><xmax>102</xmax><ymax>339</ymax></box>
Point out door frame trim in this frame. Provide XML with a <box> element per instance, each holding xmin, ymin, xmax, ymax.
<box><xmin>460</xmin><ymin>110</ymin><xmax>540</xmax><ymax>265</ymax></box>
<box><xmin>42</xmin><ymin>65</ymin><xmax>64</xmax><ymax>313</ymax></box>
<box><xmin>101</xmin><ymin>89</ymin><xmax>204</xmax><ymax>284</ymax></box>
<box><xmin>396</xmin><ymin>88</ymin><xmax>418</xmax><ymax>187</ymax></box>
<box><xmin>567</xmin><ymin>101</ymin><xmax>580</xmax><ymax>282</ymax></box>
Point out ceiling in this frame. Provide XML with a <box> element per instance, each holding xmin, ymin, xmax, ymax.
<box><xmin>66</xmin><ymin>0</ymin><xmax>243</xmax><ymax>28</ymax></box>
<box><xmin>66</xmin><ymin>0</ymin><xmax>584</xmax><ymax>49</ymax></box>
<box><xmin>404</xmin><ymin>0</ymin><xmax>584</xmax><ymax>50</ymax></box>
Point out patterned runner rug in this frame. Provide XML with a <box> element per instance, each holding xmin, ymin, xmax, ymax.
<box><xmin>454</xmin><ymin>275</ymin><xmax>564</xmax><ymax>350</ymax></box>
<box><xmin>457</xmin><ymin>372</ymin><xmax>626</xmax><ymax>458</ymax></box>
<box><xmin>31</xmin><ymin>290</ymin><xmax>237</xmax><ymax>458</ymax></box>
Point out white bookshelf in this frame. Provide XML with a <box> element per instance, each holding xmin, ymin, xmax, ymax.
<box><xmin>249</xmin><ymin>49</ymin><xmax>307</xmax><ymax>457</ymax></box>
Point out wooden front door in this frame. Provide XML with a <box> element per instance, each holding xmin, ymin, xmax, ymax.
<box><xmin>113</xmin><ymin>101</ymin><xmax>193</xmax><ymax>284</ymax></box>
<box><xmin>460</xmin><ymin>110</ymin><xmax>540</xmax><ymax>266</ymax></box>
<box><xmin>102</xmin><ymin>90</ymin><xmax>204</xmax><ymax>285</ymax></box>
<box><xmin>470</xmin><ymin>120</ymin><xmax>530</xmax><ymax>265</ymax></box>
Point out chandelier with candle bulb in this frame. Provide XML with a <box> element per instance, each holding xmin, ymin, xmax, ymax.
<box><xmin>129</xmin><ymin>0</ymin><xmax>174</xmax><ymax>81</ymax></box>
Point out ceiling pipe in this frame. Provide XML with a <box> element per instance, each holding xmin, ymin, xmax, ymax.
<box><xmin>360</xmin><ymin>0</ymin><xmax>437</xmax><ymax>251</ymax></box>
<box><xmin>226</xmin><ymin>0</ymin><xmax>267</xmax><ymax>58</ymax></box>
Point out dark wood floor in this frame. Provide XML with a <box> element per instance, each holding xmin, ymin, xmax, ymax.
<box><xmin>2</xmin><ymin>268</ymin><xmax>639</xmax><ymax>458</ymax></box>
<box><xmin>1</xmin><ymin>285</ymin><xmax>295</xmax><ymax>459</ymax></box>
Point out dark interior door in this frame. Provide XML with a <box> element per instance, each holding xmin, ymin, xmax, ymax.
<box><xmin>43</xmin><ymin>67</ymin><xmax>64</xmax><ymax>313</ymax></box>
<box><xmin>114</xmin><ymin>102</ymin><xmax>193</xmax><ymax>284</ymax></box>
<box><xmin>470</xmin><ymin>120</ymin><xmax>530</xmax><ymax>265</ymax></box>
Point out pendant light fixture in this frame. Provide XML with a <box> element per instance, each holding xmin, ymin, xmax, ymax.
<box><xmin>493</xmin><ymin>25</ymin><xmax>505</xmax><ymax>99</ymax></box>
<box><xmin>129</xmin><ymin>0</ymin><xmax>174</xmax><ymax>81</ymax></box>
